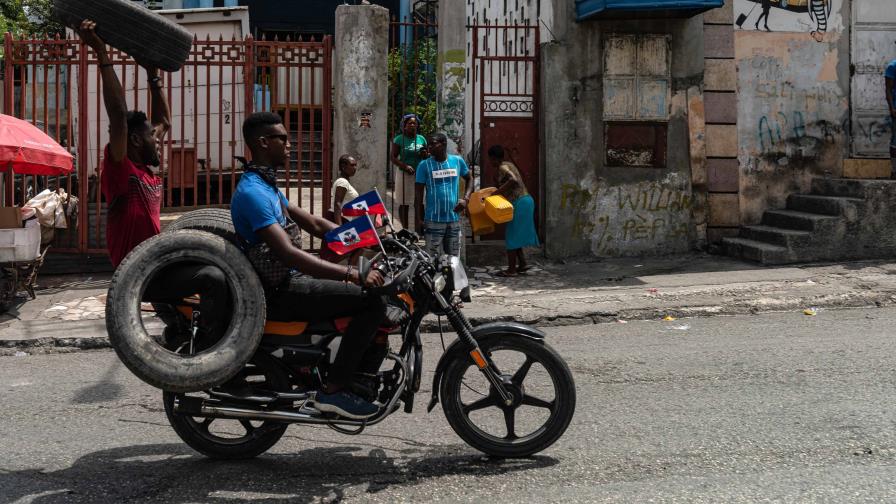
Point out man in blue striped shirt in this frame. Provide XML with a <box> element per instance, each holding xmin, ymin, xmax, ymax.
<box><xmin>414</xmin><ymin>132</ymin><xmax>473</xmax><ymax>258</ymax></box>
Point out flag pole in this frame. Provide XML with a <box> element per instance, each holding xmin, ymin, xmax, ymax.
<box><xmin>373</xmin><ymin>186</ymin><xmax>396</xmax><ymax>235</ymax></box>
<box><xmin>366</xmin><ymin>213</ymin><xmax>395</xmax><ymax>276</ymax></box>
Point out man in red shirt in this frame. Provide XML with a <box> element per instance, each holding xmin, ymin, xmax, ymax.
<box><xmin>80</xmin><ymin>20</ymin><xmax>227</xmax><ymax>344</ymax></box>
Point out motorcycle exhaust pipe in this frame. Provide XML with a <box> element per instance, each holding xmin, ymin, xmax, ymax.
<box><xmin>174</xmin><ymin>396</ymin><xmax>368</xmax><ymax>426</ymax></box>
<box><xmin>174</xmin><ymin>353</ymin><xmax>411</xmax><ymax>427</ymax></box>
<box><xmin>206</xmin><ymin>389</ymin><xmax>312</xmax><ymax>404</ymax></box>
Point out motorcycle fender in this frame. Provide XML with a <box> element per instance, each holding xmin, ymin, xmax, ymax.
<box><xmin>426</xmin><ymin>322</ymin><xmax>546</xmax><ymax>412</ymax></box>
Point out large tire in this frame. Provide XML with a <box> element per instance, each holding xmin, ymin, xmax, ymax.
<box><xmin>165</xmin><ymin>208</ymin><xmax>238</xmax><ymax>245</ymax></box>
<box><xmin>440</xmin><ymin>335</ymin><xmax>576</xmax><ymax>458</ymax></box>
<box><xmin>106</xmin><ymin>230</ymin><xmax>266</xmax><ymax>392</ymax></box>
<box><xmin>163</xmin><ymin>352</ymin><xmax>289</xmax><ymax>460</ymax></box>
<box><xmin>52</xmin><ymin>0</ymin><xmax>193</xmax><ymax>72</ymax></box>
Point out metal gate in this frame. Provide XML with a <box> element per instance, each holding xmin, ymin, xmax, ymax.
<box><xmin>470</xmin><ymin>24</ymin><xmax>540</xmax><ymax>239</ymax></box>
<box><xmin>850</xmin><ymin>0</ymin><xmax>896</xmax><ymax>158</ymax></box>
<box><xmin>2</xmin><ymin>33</ymin><xmax>332</xmax><ymax>254</ymax></box>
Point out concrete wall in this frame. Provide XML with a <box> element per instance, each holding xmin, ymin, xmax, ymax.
<box><xmin>333</xmin><ymin>5</ymin><xmax>389</xmax><ymax>195</ymax></box>
<box><xmin>542</xmin><ymin>0</ymin><xmax>704</xmax><ymax>258</ymax></box>
<box><xmin>702</xmin><ymin>0</ymin><xmax>739</xmax><ymax>244</ymax></box>
<box><xmin>436</xmin><ymin>0</ymin><xmax>465</xmax><ymax>155</ymax></box>
<box><xmin>733</xmin><ymin>0</ymin><xmax>851</xmax><ymax>224</ymax></box>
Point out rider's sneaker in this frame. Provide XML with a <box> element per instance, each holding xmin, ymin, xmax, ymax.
<box><xmin>314</xmin><ymin>390</ymin><xmax>379</xmax><ymax>419</ymax></box>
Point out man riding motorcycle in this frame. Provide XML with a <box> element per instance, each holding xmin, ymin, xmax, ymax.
<box><xmin>230</xmin><ymin>112</ymin><xmax>387</xmax><ymax>419</ymax></box>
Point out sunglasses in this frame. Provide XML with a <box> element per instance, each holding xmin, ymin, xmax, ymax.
<box><xmin>262</xmin><ymin>134</ymin><xmax>289</xmax><ymax>143</ymax></box>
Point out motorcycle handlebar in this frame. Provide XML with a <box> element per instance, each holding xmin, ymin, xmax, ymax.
<box><xmin>358</xmin><ymin>255</ymin><xmax>418</xmax><ymax>296</ymax></box>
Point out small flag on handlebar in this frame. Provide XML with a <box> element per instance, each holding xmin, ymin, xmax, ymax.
<box><xmin>325</xmin><ymin>214</ymin><xmax>381</xmax><ymax>256</ymax></box>
<box><xmin>342</xmin><ymin>189</ymin><xmax>388</xmax><ymax>217</ymax></box>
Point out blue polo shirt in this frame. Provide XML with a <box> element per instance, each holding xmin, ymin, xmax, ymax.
<box><xmin>415</xmin><ymin>154</ymin><xmax>469</xmax><ymax>223</ymax></box>
<box><xmin>230</xmin><ymin>171</ymin><xmax>288</xmax><ymax>246</ymax></box>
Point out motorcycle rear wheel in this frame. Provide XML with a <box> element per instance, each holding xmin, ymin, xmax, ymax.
<box><xmin>163</xmin><ymin>352</ymin><xmax>289</xmax><ymax>460</ymax></box>
<box><xmin>440</xmin><ymin>335</ymin><xmax>576</xmax><ymax>458</ymax></box>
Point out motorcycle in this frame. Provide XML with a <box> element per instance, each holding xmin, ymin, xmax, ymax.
<box><xmin>162</xmin><ymin>228</ymin><xmax>576</xmax><ymax>459</ymax></box>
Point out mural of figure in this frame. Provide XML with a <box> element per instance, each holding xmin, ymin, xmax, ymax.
<box><xmin>808</xmin><ymin>0</ymin><xmax>831</xmax><ymax>42</ymax></box>
<box><xmin>735</xmin><ymin>0</ymin><xmax>839</xmax><ymax>40</ymax></box>
<box><xmin>755</xmin><ymin>0</ymin><xmax>772</xmax><ymax>31</ymax></box>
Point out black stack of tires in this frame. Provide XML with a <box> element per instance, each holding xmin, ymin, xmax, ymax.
<box><xmin>53</xmin><ymin>0</ymin><xmax>193</xmax><ymax>72</ymax></box>
<box><xmin>105</xmin><ymin>210</ymin><xmax>264</xmax><ymax>392</ymax></box>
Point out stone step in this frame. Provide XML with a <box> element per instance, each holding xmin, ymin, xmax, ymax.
<box><xmin>741</xmin><ymin>225</ymin><xmax>812</xmax><ymax>248</ymax></box>
<box><xmin>786</xmin><ymin>194</ymin><xmax>862</xmax><ymax>216</ymax></box>
<box><xmin>722</xmin><ymin>237</ymin><xmax>792</xmax><ymax>265</ymax></box>
<box><xmin>810</xmin><ymin>177</ymin><xmax>896</xmax><ymax>199</ymax></box>
<box><xmin>762</xmin><ymin>209</ymin><xmax>841</xmax><ymax>231</ymax></box>
<box><xmin>810</xmin><ymin>178</ymin><xmax>871</xmax><ymax>199</ymax></box>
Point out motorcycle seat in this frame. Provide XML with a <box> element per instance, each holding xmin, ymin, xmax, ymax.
<box><xmin>170</xmin><ymin>301</ymin><xmax>350</xmax><ymax>337</ymax></box>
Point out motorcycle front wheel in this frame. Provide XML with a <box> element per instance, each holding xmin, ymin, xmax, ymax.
<box><xmin>440</xmin><ymin>335</ymin><xmax>576</xmax><ymax>458</ymax></box>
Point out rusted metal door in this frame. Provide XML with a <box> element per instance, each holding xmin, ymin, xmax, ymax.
<box><xmin>851</xmin><ymin>0</ymin><xmax>896</xmax><ymax>158</ymax></box>
<box><xmin>471</xmin><ymin>24</ymin><xmax>540</xmax><ymax>240</ymax></box>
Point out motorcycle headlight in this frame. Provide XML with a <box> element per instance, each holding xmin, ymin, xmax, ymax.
<box><xmin>433</xmin><ymin>273</ymin><xmax>447</xmax><ymax>293</ymax></box>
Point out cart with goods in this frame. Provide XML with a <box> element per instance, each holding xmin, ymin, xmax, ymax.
<box><xmin>0</xmin><ymin>114</ymin><xmax>75</xmax><ymax>311</ymax></box>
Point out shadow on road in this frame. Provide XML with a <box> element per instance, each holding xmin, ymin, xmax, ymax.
<box><xmin>70</xmin><ymin>361</ymin><xmax>124</xmax><ymax>404</ymax></box>
<box><xmin>0</xmin><ymin>442</ymin><xmax>558</xmax><ymax>503</ymax></box>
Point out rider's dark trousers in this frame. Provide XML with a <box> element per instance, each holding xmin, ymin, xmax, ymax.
<box><xmin>143</xmin><ymin>263</ymin><xmax>231</xmax><ymax>338</ymax></box>
<box><xmin>270</xmin><ymin>274</ymin><xmax>387</xmax><ymax>388</ymax></box>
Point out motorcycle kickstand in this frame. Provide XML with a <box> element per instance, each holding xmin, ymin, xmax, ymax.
<box><xmin>189</xmin><ymin>310</ymin><xmax>201</xmax><ymax>355</ymax></box>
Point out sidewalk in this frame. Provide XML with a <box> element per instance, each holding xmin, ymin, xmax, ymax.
<box><xmin>4</xmin><ymin>254</ymin><xmax>896</xmax><ymax>354</ymax></box>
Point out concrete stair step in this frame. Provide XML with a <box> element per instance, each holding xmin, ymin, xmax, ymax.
<box><xmin>741</xmin><ymin>225</ymin><xmax>812</xmax><ymax>248</ymax></box>
<box><xmin>762</xmin><ymin>209</ymin><xmax>841</xmax><ymax>231</ymax></box>
<box><xmin>786</xmin><ymin>194</ymin><xmax>862</xmax><ymax>216</ymax></box>
<box><xmin>811</xmin><ymin>178</ymin><xmax>871</xmax><ymax>198</ymax></box>
<box><xmin>810</xmin><ymin>178</ymin><xmax>896</xmax><ymax>198</ymax></box>
<box><xmin>722</xmin><ymin>237</ymin><xmax>792</xmax><ymax>265</ymax></box>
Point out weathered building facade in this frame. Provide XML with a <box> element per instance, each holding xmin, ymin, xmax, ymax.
<box><xmin>541</xmin><ymin>5</ymin><xmax>708</xmax><ymax>258</ymax></box>
<box><xmin>439</xmin><ymin>0</ymin><xmax>896</xmax><ymax>261</ymax></box>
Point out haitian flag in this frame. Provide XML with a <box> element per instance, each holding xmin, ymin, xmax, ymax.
<box><xmin>342</xmin><ymin>189</ymin><xmax>387</xmax><ymax>217</ymax></box>
<box><xmin>325</xmin><ymin>215</ymin><xmax>380</xmax><ymax>255</ymax></box>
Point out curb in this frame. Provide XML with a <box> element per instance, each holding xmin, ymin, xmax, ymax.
<box><xmin>420</xmin><ymin>291</ymin><xmax>896</xmax><ymax>332</ymax></box>
<box><xmin>4</xmin><ymin>291</ymin><xmax>895</xmax><ymax>354</ymax></box>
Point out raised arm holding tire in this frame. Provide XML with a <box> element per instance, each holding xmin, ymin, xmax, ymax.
<box><xmin>82</xmin><ymin>19</ymin><xmax>227</xmax><ymax>347</ymax></box>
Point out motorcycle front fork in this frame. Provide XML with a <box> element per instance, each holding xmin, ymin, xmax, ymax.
<box><xmin>434</xmin><ymin>292</ymin><xmax>514</xmax><ymax>406</ymax></box>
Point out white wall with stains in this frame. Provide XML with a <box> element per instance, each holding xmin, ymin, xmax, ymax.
<box><xmin>734</xmin><ymin>0</ymin><xmax>851</xmax><ymax>225</ymax></box>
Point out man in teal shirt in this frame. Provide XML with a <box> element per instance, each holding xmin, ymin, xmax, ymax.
<box><xmin>414</xmin><ymin>132</ymin><xmax>473</xmax><ymax>259</ymax></box>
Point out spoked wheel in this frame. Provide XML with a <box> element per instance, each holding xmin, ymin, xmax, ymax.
<box><xmin>162</xmin><ymin>352</ymin><xmax>289</xmax><ymax>459</ymax></box>
<box><xmin>440</xmin><ymin>335</ymin><xmax>576</xmax><ymax>458</ymax></box>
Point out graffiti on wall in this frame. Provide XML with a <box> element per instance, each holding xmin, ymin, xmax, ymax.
<box><xmin>734</xmin><ymin>0</ymin><xmax>840</xmax><ymax>42</ymax></box>
<box><xmin>738</xmin><ymin>46</ymin><xmax>847</xmax><ymax>172</ymax></box>
<box><xmin>558</xmin><ymin>176</ymin><xmax>693</xmax><ymax>256</ymax></box>
<box><xmin>736</xmin><ymin>33</ymin><xmax>848</xmax><ymax>224</ymax></box>
<box><xmin>438</xmin><ymin>50</ymin><xmax>466</xmax><ymax>154</ymax></box>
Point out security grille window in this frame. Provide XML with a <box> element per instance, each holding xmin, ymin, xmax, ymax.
<box><xmin>603</xmin><ymin>34</ymin><xmax>670</xmax><ymax>168</ymax></box>
<box><xmin>603</xmin><ymin>34</ymin><xmax>670</xmax><ymax>120</ymax></box>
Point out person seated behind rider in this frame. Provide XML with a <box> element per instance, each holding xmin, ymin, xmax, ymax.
<box><xmin>230</xmin><ymin>112</ymin><xmax>387</xmax><ymax>419</ymax></box>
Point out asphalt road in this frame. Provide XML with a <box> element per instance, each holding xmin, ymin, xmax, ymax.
<box><xmin>2</xmin><ymin>307</ymin><xmax>896</xmax><ymax>503</ymax></box>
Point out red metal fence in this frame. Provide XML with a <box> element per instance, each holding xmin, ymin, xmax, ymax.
<box><xmin>2</xmin><ymin>33</ymin><xmax>332</xmax><ymax>255</ymax></box>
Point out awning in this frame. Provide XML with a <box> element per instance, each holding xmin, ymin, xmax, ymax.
<box><xmin>575</xmin><ymin>0</ymin><xmax>724</xmax><ymax>21</ymax></box>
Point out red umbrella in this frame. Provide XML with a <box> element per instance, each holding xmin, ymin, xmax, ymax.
<box><xmin>0</xmin><ymin>114</ymin><xmax>74</xmax><ymax>176</ymax></box>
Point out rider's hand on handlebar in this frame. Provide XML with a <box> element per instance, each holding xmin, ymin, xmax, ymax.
<box><xmin>358</xmin><ymin>269</ymin><xmax>385</xmax><ymax>288</ymax></box>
